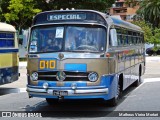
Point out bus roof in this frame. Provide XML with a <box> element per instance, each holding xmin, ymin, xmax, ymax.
<box><xmin>32</xmin><ymin>10</ymin><xmax>108</xmax><ymax>26</ymax></box>
<box><xmin>0</xmin><ymin>22</ymin><xmax>16</xmax><ymax>32</ymax></box>
<box><xmin>32</xmin><ymin>9</ymin><xmax>142</xmax><ymax>32</ymax></box>
<box><xmin>110</xmin><ymin>17</ymin><xmax>142</xmax><ymax>32</ymax></box>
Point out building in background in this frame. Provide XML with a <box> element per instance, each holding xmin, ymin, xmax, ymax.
<box><xmin>109</xmin><ymin>0</ymin><xmax>141</xmax><ymax>21</ymax></box>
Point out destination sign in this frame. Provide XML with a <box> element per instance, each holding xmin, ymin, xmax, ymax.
<box><xmin>48</xmin><ymin>13</ymin><xmax>86</xmax><ymax>21</ymax></box>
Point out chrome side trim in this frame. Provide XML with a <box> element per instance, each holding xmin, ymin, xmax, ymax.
<box><xmin>27</xmin><ymin>87</ymin><xmax>108</xmax><ymax>96</ymax></box>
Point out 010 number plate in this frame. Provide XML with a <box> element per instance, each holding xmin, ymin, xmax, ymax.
<box><xmin>39</xmin><ymin>60</ymin><xmax>56</xmax><ymax>70</ymax></box>
<box><xmin>53</xmin><ymin>90</ymin><xmax>68</xmax><ymax>96</ymax></box>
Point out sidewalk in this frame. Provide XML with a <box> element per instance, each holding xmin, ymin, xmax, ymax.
<box><xmin>19</xmin><ymin>61</ymin><xmax>27</xmax><ymax>69</ymax></box>
<box><xmin>146</xmin><ymin>56</ymin><xmax>160</xmax><ymax>62</ymax></box>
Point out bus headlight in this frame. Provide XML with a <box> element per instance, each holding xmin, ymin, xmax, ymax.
<box><xmin>88</xmin><ymin>72</ymin><xmax>98</xmax><ymax>82</ymax></box>
<box><xmin>30</xmin><ymin>72</ymin><xmax>38</xmax><ymax>81</ymax></box>
<box><xmin>43</xmin><ymin>82</ymin><xmax>49</xmax><ymax>89</ymax></box>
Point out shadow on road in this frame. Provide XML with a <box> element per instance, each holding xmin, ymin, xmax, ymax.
<box><xmin>0</xmin><ymin>88</ymin><xmax>21</xmax><ymax>96</ymax></box>
<box><xmin>21</xmin><ymin>86</ymin><xmax>137</xmax><ymax>118</ymax></box>
<box><xmin>0</xmin><ymin>82</ymin><xmax>141</xmax><ymax>117</ymax></box>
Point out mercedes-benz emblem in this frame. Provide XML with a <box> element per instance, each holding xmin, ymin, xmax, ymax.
<box><xmin>58</xmin><ymin>53</ymin><xmax>64</xmax><ymax>59</ymax></box>
<box><xmin>56</xmin><ymin>71</ymin><xmax>66</xmax><ymax>81</ymax></box>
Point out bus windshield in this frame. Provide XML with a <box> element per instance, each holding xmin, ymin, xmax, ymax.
<box><xmin>29</xmin><ymin>25</ymin><xmax>106</xmax><ymax>53</ymax></box>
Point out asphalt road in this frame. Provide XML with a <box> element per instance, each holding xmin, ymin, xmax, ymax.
<box><xmin>0</xmin><ymin>56</ymin><xmax>160</xmax><ymax>120</ymax></box>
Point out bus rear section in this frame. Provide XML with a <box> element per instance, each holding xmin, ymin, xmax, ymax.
<box><xmin>0</xmin><ymin>22</ymin><xmax>19</xmax><ymax>85</ymax></box>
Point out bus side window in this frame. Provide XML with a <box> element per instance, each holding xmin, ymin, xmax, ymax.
<box><xmin>128</xmin><ymin>31</ymin><xmax>133</xmax><ymax>45</ymax></box>
<box><xmin>137</xmin><ymin>32</ymin><xmax>140</xmax><ymax>44</ymax></box>
<box><xmin>126</xmin><ymin>30</ymin><xmax>129</xmax><ymax>45</ymax></box>
<box><xmin>141</xmin><ymin>34</ymin><xmax>144</xmax><ymax>43</ymax></box>
<box><xmin>133</xmin><ymin>32</ymin><xmax>136</xmax><ymax>44</ymax></box>
<box><xmin>117</xmin><ymin>34</ymin><xmax>121</xmax><ymax>45</ymax></box>
<box><xmin>109</xmin><ymin>33</ymin><xmax>111</xmax><ymax>46</ymax></box>
<box><xmin>122</xmin><ymin>29</ymin><xmax>127</xmax><ymax>45</ymax></box>
<box><xmin>116</xmin><ymin>28</ymin><xmax>121</xmax><ymax>45</ymax></box>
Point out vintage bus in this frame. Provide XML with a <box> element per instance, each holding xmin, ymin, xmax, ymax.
<box><xmin>26</xmin><ymin>10</ymin><xmax>145</xmax><ymax>106</ymax></box>
<box><xmin>0</xmin><ymin>22</ymin><xmax>19</xmax><ymax>85</ymax></box>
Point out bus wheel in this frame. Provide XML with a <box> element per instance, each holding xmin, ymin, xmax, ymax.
<box><xmin>46</xmin><ymin>98</ymin><xmax>58</xmax><ymax>105</ymax></box>
<box><xmin>108</xmin><ymin>83</ymin><xmax>121</xmax><ymax>107</ymax></box>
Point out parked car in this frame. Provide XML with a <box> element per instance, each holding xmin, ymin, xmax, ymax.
<box><xmin>146</xmin><ymin>47</ymin><xmax>160</xmax><ymax>56</ymax></box>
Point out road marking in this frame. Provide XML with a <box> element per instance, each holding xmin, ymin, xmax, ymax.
<box><xmin>143</xmin><ymin>78</ymin><xmax>160</xmax><ymax>83</ymax></box>
<box><xmin>133</xmin><ymin>78</ymin><xmax>160</xmax><ymax>92</ymax></box>
<box><xmin>124</xmin><ymin>78</ymin><xmax>160</xmax><ymax>98</ymax></box>
<box><xmin>19</xmin><ymin>88</ymin><xmax>26</xmax><ymax>93</ymax></box>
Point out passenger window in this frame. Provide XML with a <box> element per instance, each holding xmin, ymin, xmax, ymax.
<box><xmin>117</xmin><ymin>34</ymin><xmax>121</xmax><ymax>45</ymax></box>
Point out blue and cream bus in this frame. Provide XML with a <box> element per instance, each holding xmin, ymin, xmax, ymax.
<box><xmin>26</xmin><ymin>10</ymin><xmax>145</xmax><ymax>106</ymax></box>
<box><xmin>0</xmin><ymin>22</ymin><xmax>19</xmax><ymax>85</ymax></box>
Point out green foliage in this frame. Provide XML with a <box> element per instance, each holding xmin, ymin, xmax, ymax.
<box><xmin>132</xmin><ymin>21</ymin><xmax>160</xmax><ymax>46</ymax></box>
<box><xmin>132</xmin><ymin>21</ymin><xmax>153</xmax><ymax>43</ymax></box>
<box><xmin>137</xmin><ymin>0</ymin><xmax>160</xmax><ymax>28</ymax></box>
<box><xmin>152</xmin><ymin>46</ymin><xmax>160</xmax><ymax>52</ymax></box>
<box><xmin>34</xmin><ymin>0</ymin><xmax>115</xmax><ymax>12</ymax></box>
<box><xmin>150</xmin><ymin>28</ymin><xmax>160</xmax><ymax>45</ymax></box>
<box><xmin>135</xmin><ymin>0</ymin><xmax>160</xmax><ymax>46</ymax></box>
<box><xmin>0</xmin><ymin>0</ymin><xmax>10</xmax><ymax>21</ymax></box>
<box><xmin>4</xmin><ymin>0</ymin><xmax>41</xmax><ymax>30</ymax></box>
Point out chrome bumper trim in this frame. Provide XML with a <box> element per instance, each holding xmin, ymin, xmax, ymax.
<box><xmin>27</xmin><ymin>87</ymin><xmax>108</xmax><ymax>96</ymax></box>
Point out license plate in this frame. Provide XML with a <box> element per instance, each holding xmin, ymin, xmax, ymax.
<box><xmin>39</xmin><ymin>60</ymin><xmax>56</xmax><ymax>70</ymax></box>
<box><xmin>53</xmin><ymin>90</ymin><xmax>68</xmax><ymax>96</ymax></box>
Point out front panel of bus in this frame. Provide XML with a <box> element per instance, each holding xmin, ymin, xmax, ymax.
<box><xmin>26</xmin><ymin>11</ymin><xmax>116</xmax><ymax>101</ymax></box>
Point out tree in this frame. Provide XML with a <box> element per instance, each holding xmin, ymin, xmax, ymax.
<box><xmin>0</xmin><ymin>0</ymin><xmax>10</xmax><ymax>21</ymax></box>
<box><xmin>137</xmin><ymin>0</ymin><xmax>160</xmax><ymax>28</ymax></box>
<box><xmin>4</xmin><ymin>0</ymin><xmax>41</xmax><ymax>31</ymax></box>
<box><xmin>150</xmin><ymin>28</ymin><xmax>160</xmax><ymax>47</ymax></box>
<box><xmin>132</xmin><ymin>20</ymin><xmax>160</xmax><ymax>47</ymax></box>
<box><xmin>132</xmin><ymin>21</ymin><xmax>153</xmax><ymax>44</ymax></box>
<box><xmin>34</xmin><ymin>0</ymin><xmax>115</xmax><ymax>12</ymax></box>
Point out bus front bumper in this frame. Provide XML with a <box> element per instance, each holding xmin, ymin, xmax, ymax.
<box><xmin>26</xmin><ymin>86</ymin><xmax>109</xmax><ymax>98</ymax></box>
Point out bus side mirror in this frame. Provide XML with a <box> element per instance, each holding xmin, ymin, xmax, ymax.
<box><xmin>110</xmin><ymin>29</ymin><xmax>118</xmax><ymax>47</ymax></box>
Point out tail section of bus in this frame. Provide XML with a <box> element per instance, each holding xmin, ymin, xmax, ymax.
<box><xmin>0</xmin><ymin>22</ymin><xmax>19</xmax><ymax>85</ymax></box>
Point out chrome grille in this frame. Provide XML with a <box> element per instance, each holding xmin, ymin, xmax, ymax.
<box><xmin>38</xmin><ymin>71</ymin><xmax>89</xmax><ymax>81</ymax></box>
